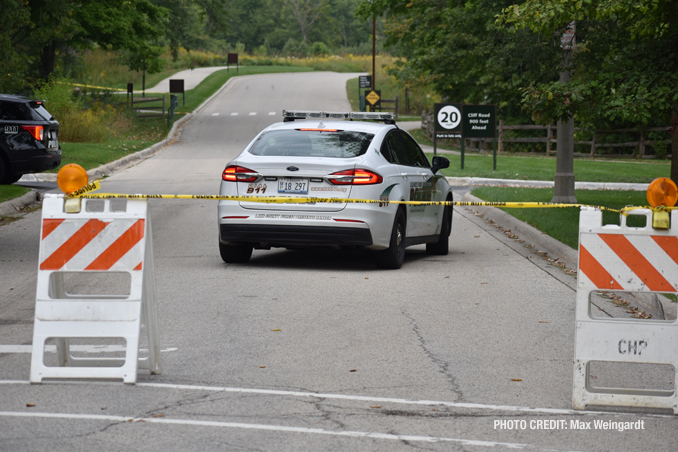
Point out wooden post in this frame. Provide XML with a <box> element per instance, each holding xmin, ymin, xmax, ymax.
<box><xmin>546</xmin><ymin>124</ymin><xmax>552</xmax><ymax>154</ymax></box>
<box><xmin>590</xmin><ymin>133</ymin><xmax>596</xmax><ymax>156</ymax></box>
<box><xmin>639</xmin><ymin>132</ymin><xmax>646</xmax><ymax>157</ymax></box>
<box><xmin>498</xmin><ymin>120</ymin><xmax>504</xmax><ymax>153</ymax></box>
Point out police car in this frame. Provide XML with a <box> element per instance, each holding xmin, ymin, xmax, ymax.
<box><xmin>218</xmin><ymin>110</ymin><xmax>453</xmax><ymax>269</ymax></box>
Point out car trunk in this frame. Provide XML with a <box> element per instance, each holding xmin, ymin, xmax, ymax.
<box><xmin>237</xmin><ymin>158</ymin><xmax>356</xmax><ymax>212</ymax></box>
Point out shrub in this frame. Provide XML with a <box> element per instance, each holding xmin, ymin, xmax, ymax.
<box><xmin>311</xmin><ymin>42</ymin><xmax>330</xmax><ymax>57</ymax></box>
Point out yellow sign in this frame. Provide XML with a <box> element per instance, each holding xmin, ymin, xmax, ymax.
<box><xmin>365</xmin><ymin>90</ymin><xmax>380</xmax><ymax>105</ymax></box>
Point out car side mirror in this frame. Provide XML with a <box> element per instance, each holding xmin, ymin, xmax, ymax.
<box><xmin>431</xmin><ymin>156</ymin><xmax>450</xmax><ymax>174</ymax></box>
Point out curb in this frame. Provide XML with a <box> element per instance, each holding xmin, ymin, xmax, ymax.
<box><xmin>460</xmin><ymin>192</ymin><xmax>579</xmax><ymax>271</ymax></box>
<box><xmin>447</xmin><ymin>177</ymin><xmax>649</xmax><ymax>191</ymax></box>
<box><xmin>0</xmin><ymin>190</ymin><xmax>40</xmax><ymax>216</ymax></box>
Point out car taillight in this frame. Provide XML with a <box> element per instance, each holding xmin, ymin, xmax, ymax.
<box><xmin>22</xmin><ymin>125</ymin><xmax>44</xmax><ymax>141</ymax></box>
<box><xmin>327</xmin><ymin>169</ymin><xmax>383</xmax><ymax>185</ymax></box>
<box><xmin>222</xmin><ymin>165</ymin><xmax>259</xmax><ymax>182</ymax></box>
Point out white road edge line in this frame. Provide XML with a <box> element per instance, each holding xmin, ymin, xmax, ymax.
<box><xmin>1</xmin><ymin>379</ymin><xmax>666</xmax><ymax>418</ymax></box>
<box><xmin>249</xmin><ymin>112</ymin><xmax>257</xmax><ymax>115</ymax></box>
<box><xmin>230</xmin><ymin>112</ymin><xmax>238</xmax><ymax>116</ymax></box>
<box><xmin>268</xmin><ymin>112</ymin><xmax>275</xmax><ymax>115</ymax></box>
<box><xmin>211</xmin><ymin>112</ymin><xmax>219</xmax><ymax>116</ymax></box>
<box><xmin>0</xmin><ymin>411</ymin><xmax>569</xmax><ymax>450</ymax></box>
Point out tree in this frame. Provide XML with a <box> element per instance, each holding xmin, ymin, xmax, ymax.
<box><xmin>357</xmin><ymin>0</ymin><xmax>563</xmax><ymax>122</ymax></box>
<box><xmin>499</xmin><ymin>0</ymin><xmax>678</xmax><ymax>184</ymax></box>
<box><xmin>286</xmin><ymin>0</ymin><xmax>330</xmax><ymax>43</ymax></box>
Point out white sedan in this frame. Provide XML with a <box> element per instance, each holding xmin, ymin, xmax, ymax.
<box><xmin>217</xmin><ymin>111</ymin><xmax>453</xmax><ymax>269</ymax></box>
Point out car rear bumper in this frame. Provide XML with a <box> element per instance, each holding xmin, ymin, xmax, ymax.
<box><xmin>220</xmin><ymin>224</ymin><xmax>373</xmax><ymax>247</ymax></box>
<box><xmin>9</xmin><ymin>148</ymin><xmax>61</xmax><ymax>174</ymax></box>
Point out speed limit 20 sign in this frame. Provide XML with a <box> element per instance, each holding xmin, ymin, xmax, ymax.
<box><xmin>434</xmin><ymin>103</ymin><xmax>462</xmax><ymax>138</ymax></box>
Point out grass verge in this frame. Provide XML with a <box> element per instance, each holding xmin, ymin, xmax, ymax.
<box><xmin>428</xmin><ymin>152</ymin><xmax>670</xmax><ymax>184</ymax></box>
<box><xmin>470</xmin><ymin>186</ymin><xmax>650</xmax><ymax>249</ymax></box>
<box><xmin>0</xmin><ymin>185</ymin><xmax>30</xmax><ymax>204</ymax></box>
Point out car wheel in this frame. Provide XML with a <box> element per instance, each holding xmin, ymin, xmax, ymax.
<box><xmin>376</xmin><ymin>208</ymin><xmax>406</xmax><ymax>269</ymax></box>
<box><xmin>219</xmin><ymin>241</ymin><xmax>253</xmax><ymax>264</ymax></box>
<box><xmin>0</xmin><ymin>158</ymin><xmax>20</xmax><ymax>184</ymax></box>
<box><xmin>426</xmin><ymin>203</ymin><xmax>452</xmax><ymax>256</ymax></box>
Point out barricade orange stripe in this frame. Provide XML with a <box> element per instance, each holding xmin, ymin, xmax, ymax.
<box><xmin>40</xmin><ymin>219</ymin><xmax>109</xmax><ymax>270</ymax></box>
<box><xmin>84</xmin><ymin>220</ymin><xmax>145</xmax><ymax>271</ymax></box>
<box><xmin>579</xmin><ymin>245</ymin><xmax>623</xmax><ymax>290</ymax></box>
<box><xmin>651</xmin><ymin>236</ymin><xmax>678</xmax><ymax>266</ymax></box>
<box><xmin>42</xmin><ymin>219</ymin><xmax>65</xmax><ymax>239</ymax></box>
<box><xmin>600</xmin><ymin>234</ymin><xmax>676</xmax><ymax>292</ymax></box>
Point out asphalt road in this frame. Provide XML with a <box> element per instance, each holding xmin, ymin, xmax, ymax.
<box><xmin>0</xmin><ymin>72</ymin><xmax>676</xmax><ymax>451</ymax></box>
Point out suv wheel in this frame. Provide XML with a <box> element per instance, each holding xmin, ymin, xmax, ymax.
<box><xmin>0</xmin><ymin>158</ymin><xmax>21</xmax><ymax>185</ymax></box>
<box><xmin>426</xmin><ymin>203</ymin><xmax>452</xmax><ymax>255</ymax></box>
<box><xmin>376</xmin><ymin>208</ymin><xmax>406</xmax><ymax>269</ymax></box>
<box><xmin>219</xmin><ymin>241</ymin><xmax>253</xmax><ymax>263</ymax></box>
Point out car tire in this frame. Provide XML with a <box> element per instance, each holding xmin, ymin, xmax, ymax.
<box><xmin>219</xmin><ymin>241</ymin><xmax>253</xmax><ymax>264</ymax></box>
<box><xmin>426</xmin><ymin>203</ymin><xmax>452</xmax><ymax>256</ymax></box>
<box><xmin>0</xmin><ymin>158</ymin><xmax>19</xmax><ymax>185</ymax></box>
<box><xmin>376</xmin><ymin>208</ymin><xmax>406</xmax><ymax>269</ymax></box>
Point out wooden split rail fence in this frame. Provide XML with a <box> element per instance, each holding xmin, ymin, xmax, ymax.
<box><xmin>421</xmin><ymin>111</ymin><xmax>672</xmax><ymax>158</ymax></box>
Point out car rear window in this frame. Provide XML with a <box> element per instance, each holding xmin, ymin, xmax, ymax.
<box><xmin>33</xmin><ymin>105</ymin><xmax>54</xmax><ymax>121</ymax></box>
<box><xmin>248</xmin><ymin>129</ymin><xmax>374</xmax><ymax>158</ymax></box>
<box><xmin>0</xmin><ymin>101</ymin><xmax>34</xmax><ymax>121</ymax></box>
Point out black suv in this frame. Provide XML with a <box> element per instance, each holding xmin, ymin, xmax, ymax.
<box><xmin>0</xmin><ymin>94</ymin><xmax>62</xmax><ymax>184</ymax></box>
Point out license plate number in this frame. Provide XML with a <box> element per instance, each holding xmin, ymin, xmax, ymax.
<box><xmin>278</xmin><ymin>178</ymin><xmax>308</xmax><ymax>194</ymax></box>
<box><xmin>48</xmin><ymin>140</ymin><xmax>58</xmax><ymax>149</ymax></box>
<box><xmin>4</xmin><ymin>126</ymin><xmax>18</xmax><ymax>134</ymax></box>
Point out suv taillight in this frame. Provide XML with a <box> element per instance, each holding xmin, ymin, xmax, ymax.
<box><xmin>327</xmin><ymin>169</ymin><xmax>383</xmax><ymax>185</ymax></box>
<box><xmin>222</xmin><ymin>165</ymin><xmax>259</xmax><ymax>182</ymax></box>
<box><xmin>22</xmin><ymin>125</ymin><xmax>44</xmax><ymax>141</ymax></box>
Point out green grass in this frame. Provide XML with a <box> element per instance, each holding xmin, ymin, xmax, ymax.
<box><xmin>423</xmin><ymin>149</ymin><xmax>670</xmax><ymax>184</ymax></box>
<box><xmin>0</xmin><ymin>185</ymin><xmax>30</xmax><ymax>203</ymax></box>
<box><xmin>470</xmin><ymin>187</ymin><xmax>651</xmax><ymax>249</ymax></box>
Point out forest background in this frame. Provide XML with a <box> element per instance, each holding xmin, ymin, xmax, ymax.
<box><xmin>1</xmin><ymin>0</ymin><xmax>676</xmax><ymax>182</ymax></box>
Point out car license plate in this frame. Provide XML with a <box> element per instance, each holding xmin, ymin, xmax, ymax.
<box><xmin>278</xmin><ymin>178</ymin><xmax>308</xmax><ymax>194</ymax></box>
<box><xmin>48</xmin><ymin>140</ymin><xmax>58</xmax><ymax>149</ymax></box>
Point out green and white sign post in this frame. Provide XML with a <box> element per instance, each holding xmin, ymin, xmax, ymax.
<box><xmin>433</xmin><ymin>103</ymin><xmax>462</xmax><ymax>158</ymax></box>
<box><xmin>434</xmin><ymin>103</ymin><xmax>496</xmax><ymax>170</ymax></box>
<box><xmin>462</xmin><ymin>105</ymin><xmax>497</xmax><ymax>170</ymax></box>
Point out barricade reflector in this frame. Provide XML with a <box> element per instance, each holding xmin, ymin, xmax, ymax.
<box><xmin>30</xmin><ymin>194</ymin><xmax>161</xmax><ymax>384</ymax></box>
<box><xmin>573</xmin><ymin>207</ymin><xmax>678</xmax><ymax>414</ymax></box>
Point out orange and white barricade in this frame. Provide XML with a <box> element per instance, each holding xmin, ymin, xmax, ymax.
<box><xmin>573</xmin><ymin>207</ymin><xmax>678</xmax><ymax>413</ymax></box>
<box><xmin>30</xmin><ymin>194</ymin><xmax>161</xmax><ymax>384</ymax></box>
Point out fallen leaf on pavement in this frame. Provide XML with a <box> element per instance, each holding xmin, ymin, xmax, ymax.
<box><xmin>26</xmin><ymin>403</ymin><xmax>35</xmax><ymax>407</ymax></box>
<box><xmin>271</xmin><ymin>329</ymin><xmax>281</xmax><ymax>332</ymax></box>
<box><xmin>349</xmin><ymin>369</ymin><xmax>357</xmax><ymax>372</ymax></box>
<box><xmin>370</xmin><ymin>405</ymin><xmax>381</xmax><ymax>408</ymax></box>
<box><xmin>152</xmin><ymin>414</ymin><xmax>165</xmax><ymax>418</ymax></box>
<box><xmin>511</xmin><ymin>379</ymin><xmax>522</xmax><ymax>382</ymax></box>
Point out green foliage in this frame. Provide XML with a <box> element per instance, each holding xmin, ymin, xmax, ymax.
<box><xmin>357</xmin><ymin>0</ymin><xmax>561</xmax><ymax>124</ymax></box>
<box><xmin>311</xmin><ymin>42</ymin><xmax>330</xmax><ymax>56</ymax></box>
<box><xmin>498</xmin><ymin>0</ymin><xmax>678</xmax><ymax>128</ymax></box>
<box><xmin>283</xmin><ymin>39</ymin><xmax>311</xmax><ymax>58</ymax></box>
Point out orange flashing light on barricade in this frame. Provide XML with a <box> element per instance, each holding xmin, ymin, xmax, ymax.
<box><xmin>57</xmin><ymin>164</ymin><xmax>89</xmax><ymax>194</ymax></box>
<box><xmin>647</xmin><ymin>177</ymin><xmax>677</xmax><ymax>230</ymax></box>
<box><xmin>647</xmin><ymin>177</ymin><xmax>678</xmax><ymax>208</ymax></box>
<box><xmin>57</xmin><ymin>164</ymin><xmax>88</xmax><ymax>213</ymax></box>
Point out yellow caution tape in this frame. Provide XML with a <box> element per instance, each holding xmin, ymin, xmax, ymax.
<box><xmin>58</xmin><ymin>81</ymin><xmax>167</xmax><ymax>94</ymax></box>
<box><xmin>69</xmin><ymin>191</ymin><xmax>662</xmax><ymax>213</ymax></box>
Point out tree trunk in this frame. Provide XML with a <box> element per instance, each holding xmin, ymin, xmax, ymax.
<box><xmin>40</xmin><ymin>41</ymin><xmax>57</xmax><ymax>79</ymax></box>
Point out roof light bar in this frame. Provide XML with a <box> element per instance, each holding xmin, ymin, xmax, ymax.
<box><xmin>282</xmin><ymin>110</ymin><xmax>396</xmax><ymax>122</ymax></box>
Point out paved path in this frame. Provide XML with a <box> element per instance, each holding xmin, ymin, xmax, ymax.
<box><xmin>146</xmin><ymin>66</ymin><xmax>233</xmax><ymax>93</ymax></box>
